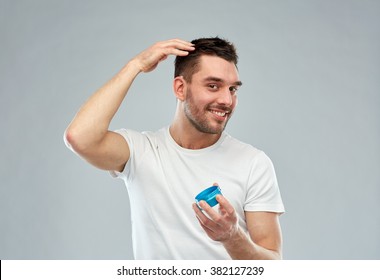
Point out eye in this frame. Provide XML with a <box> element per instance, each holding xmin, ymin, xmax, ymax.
<box><xmin>229</xmin><ymin>86</ymin><xmax>239</xmax><ymax>94</ymax></box>
<box><xmin>208</xmin><ymin>84</ymin><xmax>219</xmax><ymax>90</ymax></box>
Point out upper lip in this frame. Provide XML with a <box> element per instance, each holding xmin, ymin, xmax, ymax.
<box><xmin>208</xmin><ymin>109</ymin><xmax>231</xmax><ymax>118</ymax></box>
<box><xmin>208</xmin><ymin>107</ymin><xmax>231</xmax><ymax>114</ymax></box>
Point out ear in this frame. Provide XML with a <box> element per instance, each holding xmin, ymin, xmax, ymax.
<box><xmin>173</xmin><ymin>76</ymin><xmax>186</xmax><ymax>101</ymax></box>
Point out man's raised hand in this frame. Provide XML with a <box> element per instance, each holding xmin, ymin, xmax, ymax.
<box><xmin>132</xmin><ymin>39</ymin><xmax>194</xmax><ymax>73</ymax></box>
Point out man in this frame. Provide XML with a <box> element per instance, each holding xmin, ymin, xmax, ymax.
<box><xmin>64</xmin><ymin>37</ymin><xmax>284</xmax><ymax>260</ymax></box>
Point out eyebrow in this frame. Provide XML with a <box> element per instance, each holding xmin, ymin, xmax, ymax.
<box><xmin>203</xmin><ymin>76</ymin><xmax>243</xmax><ymax>87</ymax></box>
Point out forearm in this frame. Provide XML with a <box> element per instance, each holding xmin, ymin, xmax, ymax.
<box><xmin>65</xmin><ymin>60</ymin><xmax>141</xmax><ymax>150</ymax></box>
<box><xmin>222</xmin><ymin>228</ymin><xmax>282</xmax><ymax>260</ymax></box>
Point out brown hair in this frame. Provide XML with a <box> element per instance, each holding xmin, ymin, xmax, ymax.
<box><xmin>174</xmin><ymin>37</ymin><xmax>238</xmax><ymax>82</ymax></box>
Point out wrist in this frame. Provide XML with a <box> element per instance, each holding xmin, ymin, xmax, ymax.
<box><xmin>121</xmin><ymin>59</ymin><xmax>143</xmax><ymax>76</ymax></box>
<box><xmin>221</xmin><ymin>226</ymin><xmax>243</xmax><ymax>246</ymax></box>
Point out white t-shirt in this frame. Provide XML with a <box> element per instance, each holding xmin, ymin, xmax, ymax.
<box><xmin>111</xmin><ymin>127</ymin><xmax>284</xmax><ymax>259</ymax></box>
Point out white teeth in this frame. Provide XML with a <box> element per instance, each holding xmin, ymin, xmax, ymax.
<box><xmin>210</xmin><ymin>110</ymin><xmax>227</xmax><ymax>117</ymax></box>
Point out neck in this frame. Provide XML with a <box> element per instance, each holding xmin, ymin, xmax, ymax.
<box><xmin>169</xmin><ymin>120</ymin><xmax>222</xmax><ymax>149</ymax></box>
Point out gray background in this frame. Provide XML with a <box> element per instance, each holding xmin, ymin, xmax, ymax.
<box><xmin>1</xmin><ymin>0</ymin><xmax>379</xmax><ymax>259</ymax></box>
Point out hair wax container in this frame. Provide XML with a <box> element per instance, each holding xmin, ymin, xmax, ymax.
<box><xmin>195</xmin><ymin>186</ymin><xmax>222</xmax><ymax>208</ymax></box>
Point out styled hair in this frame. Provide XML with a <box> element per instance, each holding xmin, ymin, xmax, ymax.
<box><xmin>174</xmin><ymin>37</ymin><xmax>238</xmax><ymax>82</ymax></box>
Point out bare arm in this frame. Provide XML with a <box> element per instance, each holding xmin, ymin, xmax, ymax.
<box><xmin>64</xmin><ymin>39</ymin><xmax>194</xmax><ymax>171</ymax></box>
<box><xmin>223</xmin><ymin>211</ymin><xmax>282</xmax><ymax>260</ymax></box>
<box><xmin>192</xmin><ymin>195</ymin><xmax>282</xmax><ymax>260</ymax></box>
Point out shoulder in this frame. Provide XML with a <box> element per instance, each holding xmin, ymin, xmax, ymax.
<box><xmin>115</xmin><ymin>127</ymin><xmax>165</xmax><ymax>140</ymax></box>
<box><xmin>222</xmin><ymin>133</ymin><xmax>275</xmax><ymax>167</ymax></box>
<box><xmin>222</xmin><ymin>133</ymin><xmax>262</xmax><ymax>156</ymax></box>
<box><xmin>114</xmin><ymin>127</ymin><xmax>166</xmax><ymax>149</ymax></box>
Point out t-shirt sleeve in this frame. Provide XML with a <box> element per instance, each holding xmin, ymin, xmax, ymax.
<box><xmin>244</xmin><ymin>151</ymin><xmax>285</xmax><ymax>213</ymax></box>
<box><xmin>109</xmin><ymin>128</ymin><xmax>150</xmax><ymax>182</ymax></box>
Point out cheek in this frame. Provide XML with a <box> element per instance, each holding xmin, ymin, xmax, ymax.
<box><xmin>191</xmin><ymin>94</ymin><xmax>211</xmax><ymax>108</ymax></box>
<box><xmin>232</xmin><ymin>96</ymin><xmax>238</xmax><ymax>108</ymax></box>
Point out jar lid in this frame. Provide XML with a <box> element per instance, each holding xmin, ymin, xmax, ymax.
<box><xmin>195</xmin><ymin>185</ymin><xmax>222</xmax><ymax>208</ymax></box>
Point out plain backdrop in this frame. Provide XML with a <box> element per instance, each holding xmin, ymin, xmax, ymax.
<box><xmin>1</xmin><ymin>0</ymin><xmax>379</xmax><ymax>259</ymax></box>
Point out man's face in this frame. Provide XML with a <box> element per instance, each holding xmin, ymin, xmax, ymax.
<box><xmin>183</xmin><ymin>55</ymin><xmax>242</xmax><ymax>135</ymax></box>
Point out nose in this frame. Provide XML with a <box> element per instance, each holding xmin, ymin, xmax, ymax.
<box><xmin>217</xmin><ymin>87</ymin><xmax>234</xmax><ymax>106</ymax></box>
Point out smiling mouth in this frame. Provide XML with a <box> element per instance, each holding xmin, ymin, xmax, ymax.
<box><xmin>209</xmin><ymin>109</ymin><xmax>230</xmax><ymax>118</ymax></box>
